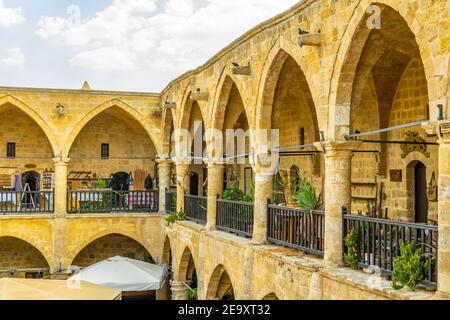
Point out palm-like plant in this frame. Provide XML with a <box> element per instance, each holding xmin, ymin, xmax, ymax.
<box><xmin>290</xmin><ymin>178</ymin><xmax>321</xmax><ymax>211</ymax></box>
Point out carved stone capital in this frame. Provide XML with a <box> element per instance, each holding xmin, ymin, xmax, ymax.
<box><xmin>422</xmin><ymin>120</ymin><xmax>450</xmax><ymax>143</ymax></box>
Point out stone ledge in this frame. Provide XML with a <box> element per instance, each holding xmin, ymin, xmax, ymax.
<box><xmin>320</xmin><ymin>266</ymin><xmax>435</xmax><ymax>300</ymax></box>
<box><xmin>254</xmin><ymin>245</ymin><xmax>323</xmax><ymax>272</ymax></box>
<box><xmin>0</xmin><ymin>214</ymin><xmax>55</xmax><ymax>220</ymax></box>
<box><xmin>65</xmin><ymin>213</ymin><xmax>162</xmax><ymax>219</ymax></box>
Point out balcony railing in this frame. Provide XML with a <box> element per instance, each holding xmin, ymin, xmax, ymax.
<box><xmin>184</xmin><ymin>194</ymin><xmax>207</xmax><ymax>224</ymax></box>
<box><xmin>67</xmin><ymin>190</ymin><xmax>159</xmax><ymax>214</ymax></box>
<box><xmin>216</xmin><ymin>199</ymin><xmax>254</xmax><ymax>237</ymax></box>
<box><xmin>0</xmin><ymin>190</ymin><xmax>54</xmax><ymax>214</ymax></box>
<box><xmin>343</xmin><ymin>213</ymin><xmax>438</xmax><ymax>287</ymax></box>
<box><xmin>268</xmin><ymin>204</ymin><xmax>325</xmax><ymax>256</ymax></box>
<box><xmin>165</xmin><ymin>190</ymin><xmax>176</xmax><ymax>213</ymax></box>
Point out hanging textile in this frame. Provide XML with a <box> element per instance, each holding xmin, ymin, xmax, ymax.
<box><xmin>13</xmin><ymin>174</ymin><xmax>22</xmax><ymax>192</ymax></box>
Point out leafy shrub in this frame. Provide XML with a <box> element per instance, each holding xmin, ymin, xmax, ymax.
<box><xmin>392</xmin><ymin>242</ymin><xmax>429</xmax><ymax>291</ymax></box>
<box><xmin>188</xmin><ymin>288</ymin><xmax>198</xmax><ymax>300</ymax></box>
<box><xmin>165</xmin><ymin>211</ymin><xmax>185</xmax><ymax>226</ymax></box>
<box><xmin>344</xmin><ymin>228</ymin><xmax>358</xmax><ymax>268</ymax></box>
<box><xmin>95</xmin><ymin>179</ymin><xmax>109</xmax><ymax>189</ymax></box>
<box><xmin>223</xmin><ymin>187</ymin><xmax>245</xmax><ymax>201</ymax></box>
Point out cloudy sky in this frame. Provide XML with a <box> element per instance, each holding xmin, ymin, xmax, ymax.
<box><xmin>0</xmin><ymin>0</ymin><xmax>298</xmax><ymax>92</ymax></box>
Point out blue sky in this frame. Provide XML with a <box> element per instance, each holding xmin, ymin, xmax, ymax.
<box><xmin>0</xmin><ymin>0</ymin><xmax>298</xmax><ymax>92</ymax></box>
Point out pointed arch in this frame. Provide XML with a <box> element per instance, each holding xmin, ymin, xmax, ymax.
<box><xmin>63</xmin><ymin>99</ymin><xmax>159</xmax><ymax>157</ymax></box>
<box><xmin>0</xmin><ymin>95</ymin><xmax>59</xmax><ymax>156</ymax></box>
<box><xmin>206</xmin><ymin>264</ymin><xmax>235</xmax><ymax>300</ymax></box>
<box><xmin>176</xmin><ymin>245</ymin><xmax>198</xmax><ymax>282</ymax></box>
<box><xmin>211</xmin><ymin>69</ymin><xmax>250</xmax><ymax>131</ymax></box>
<box><xmin>255</xmin><ymin>37</ymin><xmax>320</xmax><ymax>133</ymax></box>
<box><xmin>328</xmin><ymin>1</ymin><xmax>437</xmax><ymax>140</ymax></box>
<box><xmin>161</xmin><ymin>106</ymin><xmax>176</xmax><ymax>157</ymax></box>
<box><xmin>178</xmin><ymin>84</ymin><xmax>209</xmax><ymax>131</ymax></box>
<box><xmin>161</xmin><ymin>235</ymin><xmax>172</xmax><ymax>265</ymax></box>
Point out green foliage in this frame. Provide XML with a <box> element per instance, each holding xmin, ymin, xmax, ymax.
<box><xmin>223</xmin><ymin>187</ymin><xmax>245</xmax><ymax>201</ymax></box>
<box><xmin>165</xmin><ymin>211</ymin><xmax>185</xmax><ymax>226</ymax></box>
<box><xmin>188</xmin><ymin>288</ymin><xmax>198</xmax><ymax>300</ymax></box>
<box><xmin>344</xmin><ymin>228</ymin><xmax>358</xmax><ymax>268</ymax></box>
<box><xmin>366</xmin><ymin>200</ymin><xmax>375</xmax><ymax>216</ymax></box>
<box><xmin>79</xmin><ymin>191</ymin><xmax>119</xmax><ymax>212</ymax></box>
<box><xmin>392</xmin><ymin>242</ymin><xmax>429</xmax><ymax>291</ymax></box>
<box><xmin>290</xmin><ymin>177</ymin><xmax>321</xmax><ymax>211</ymax></box>
<box><xmin>95</xmin><ymin>179</ymin><xmax>109</xmax><ymax>189</ymax></box>
<box><xmin>223</xmin><ymin>186</ymin><xmax>254</xmax><ymax>203</ymax></box>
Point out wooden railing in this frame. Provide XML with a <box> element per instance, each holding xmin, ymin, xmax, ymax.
<box><xmin>343</xmin><ymin>212</ymin><xmax>438</xmax><ymax>287</ymax></box>
<box><xmin>216</xmin><ymin>199</ymin><xmax>254</xmax><ymax>237</ymax></box>
<box><xmin>184</xmin><ymin>194</ymin><xmax>207</xmax><ymax>224</ymax></box>
<box><xmin>67</xmin><ymin>190</ymin><xmax>159</xmax><ymax>214</ymax></box>
<box><xmin>165</xmin><ymin>190</ymin><xmax>176</xmax><ymax>213</ymax></box>
<box><xmin>0</xmin><ymin>190</ymin><xmax>54</xmax><ymax>214</ymax></box>
<box><xmin>268</xmin><ymin>204</ymin><xmax>325</xmax><ymax>256</ymax></box>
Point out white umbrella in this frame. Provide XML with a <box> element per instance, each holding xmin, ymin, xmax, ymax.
<box><xmin>68</xmin><ymin>256</ymin><xmax>168</xmax><ymax>292</ymax></box>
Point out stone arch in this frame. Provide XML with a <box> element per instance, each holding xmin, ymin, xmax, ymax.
<box><xmin>255</xmin><ymin>37</ymin><xmax>320</xmax><ymax>133</ymax></box>
<box><xmin>261</xmin><ymin>292</ymin><xmax>279</xmax><ymax>300</ymax></box>
<box><xmin>161</xmin><ymin>235</ymin><xmax>172</xmax><ymax>265</ymax></box>
<box><xmin>161</xmin><ymin>106</ymin><xmax>176</xmax><ymax>157</ymax></box>
<box><xmin>67</xmin><ymin>231</ymin><xmax>157</xmax><ymax>267</ymax></box>
<box><xmin>176</xmin><ymin>246</ymin><xmax>198</xmax><ymax>282</ymax></box>
<box><xmin>328</xmin><ymin>1</ymin><xmax>437</xmax><ymax>140</ymax></box>
<box><xmin>205</xmin><ymin>264</ymin><xmax>235</xmax><ymax>300</ymax></box>
<box><xmin>178</xmin><ymin>85</ymin><xmax>209</xmax><ymax>131</ymax></box>
<box><xmin>211</xmin><ymin>69</ymin><xmax>251</xmax><ymax>131</ymax></box>
<box><xmin>0</xmin><ymin>95</ymin><xmax>59</xmax><ymax>156</ymax></box>
<box><xmin>63</xmin><ymin>99</ymin><xmax>159</xmax><ymax>157</ymax></box>
<box><xmin>0</xmin><ymin>235</ymin><xmax>52</xmax><ymax>270</ymax></box>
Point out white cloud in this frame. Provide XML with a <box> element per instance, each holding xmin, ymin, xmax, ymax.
<box><xmin>0</xmin><ymin>0</ymin><xmax>26</xmax><ymax>27</ymax></box>
<box><xmin>1</xmin><ymin>48</ymin><xmax>26</xmax><ymax>67</ymax></box>
<box><xmin>36</xmin><ymin>0</ymin><xmax>298</xmax><ymax>89</ymax></box>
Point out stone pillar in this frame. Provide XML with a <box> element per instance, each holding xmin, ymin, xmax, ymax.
<box><xmin>206</xmin><ymin>162</ymin><xmax>224</xmax><ymax>231</ymax></box>
<box><xmin>171</xmin><ymin>280</ymin><xmax>189</xmax><ymax>300</ymax></box>
<box><xmin>52</xmin><ymin>158</ymin><xmax>70</xmax><ymax>273</ymax></box>
<box><xmin>252</xmin><ymin>173</ymin><xmax>273</xmax><ymax>244</ymax></box>
<box><xmin>175</xmin><ymin>162</ymin><xmax>189</xmax><ymax>212</ymax></box>
<box><xmin>53</xmin><ymin>158</ymin><xmax>70</xmax><ymax>215</ymax></box>
<box><xmin>157</xmin><ymin>159</ymin><xmax>172</xmax><ymax>214</ymax></box>
<box><xmin>315</xmin><ymin>141</ymin><xmax>360</xmax><ymax>267</ymax></box>
<box><xmin>423</xmin><ymin>121</ymin><xmax>450</xmax><ymax>298</ymax></box>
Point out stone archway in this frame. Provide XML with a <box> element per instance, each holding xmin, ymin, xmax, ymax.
<box><xmin>0</xmin><ymin>236</ymin><xmax>50</xmax><ymax>278</ymax></box>
<box><xmin>206</xmin><ymin>264</ymin><xmax>235</xmax><ymax>300</ymax></box>
<box><xmin>262</xmin><ymin>292</ymin><xmax>279</xmax><ymax>300</ymax></box>
<box><xmin>70</xmin><ymin>233</ymin><xmax>154</xmax><ymax>268</ymax></box>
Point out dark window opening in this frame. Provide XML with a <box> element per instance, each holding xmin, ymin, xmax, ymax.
<box><xmin>7</xmin><ymin>142</ymin><xmax>16</xmax><ymax>158</ymax></box>
<box><xmin>101</xmin><ymin>143</ymin><xmax>109</xmax><ymax>159</ymax></box>
<box><xmin>300</xmin><ymin>128</ymin><xmax>305</xmax><ymax>149</ymax></box>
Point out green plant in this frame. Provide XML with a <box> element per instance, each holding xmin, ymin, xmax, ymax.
<box><xmin>344</xmin><ymin>228</ymin><xmax>358</xmax><ymax>268</ymax></box>
<box><xmin>165</xmin><ymin>211</ymin><xmax>185</xmax><ymax>226</ymax></box>
<box><xmin>188</xmin><ymin>288</ymin><xmax>198</xmax><ymax>300</ymax></box>
<box><xmin>366</xmin><ymin>200</ymin><xmax>375</xmax><ymax>216</ymax></box>
<box><xmin>223</xmin><ymin>187</ymin><xmax>245</xmax><ymax>201</ymax></box>
<box><xmin>95</xmin><ymin>179</ymin><xmax>108</xmax><ymax>189</ymax></box>
<box><xmin>392</xmin><ymin>242</ymin><xmax>429</xmax><ymax>291</ymax></box>
<box><xmin>290</xmin><ymin>178</ymin><xmax>321</xmax><ymax>211</ymax></box>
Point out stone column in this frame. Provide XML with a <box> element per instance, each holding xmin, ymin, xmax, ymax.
<box><xmin>206</xmin><ymin>162</ymin><xmax>224</xmax><ymax>231</ymax></box>
<box><xmin>175</xmin><ymin>162</ymin><xmax>189</xmax><ymax>212</ymax></box>
<box><xmin>53</xmin><ymin>158</ymin><xmax>70</xmax><ymax>215</ymax></box>
<box><xmin>423</xmin><ymin>121</ymin><xmax>450</xmax><ymax>298</ymax></box>
<box><xmin>171</xmin><ymin>280</ymin><xmax>189</xmax><ymax>300</ymax></box>
<box><xmin>314</xmin><ymin>141</ymin><xmax>360</xmax><ymax>267</ymax></box>
<box><xmin>52</xmin><ymin>158</ymin><xmax>70</xmax><ymax>273</ymax></box>
<box><xmin>157</xmin><ymin>159</ymin><xmax>172</xmax><ymax>214</ymax></box>
<box><xmin>252</xmin><ymin>172</ymin><xmax>273</xmax><ymax>244</ymax></box>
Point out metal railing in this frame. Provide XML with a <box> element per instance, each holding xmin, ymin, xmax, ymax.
<box><xmin>165</xmin><ymin>190</ymin><xmax>176</xmax><ymax>213</ymax></box>
<box><xmin>67</xmin><ymin>190</ymin><xmax>159</xmax><ymax>214</ymax></box>
<box><xmin>268</xmin><ymin>204</ymin><xmax>325</xmax><ymax>256</ymax></box>
<box><xmin>184</xmin><ymin>194</ymin><xmax>207</xmax><ymax>224</ymax></box>
<box><xmin>216</xmin><ymin>199</ymin><xmax>254</xmax><ymax>237</ymax></box>
<box><xmin>343</xmin><ymin>212</ymin><xmax>438</xmax><ymax>287</ymax></box>
<box><xmin>0</xmin><ymin>190</ymin><xmax>54</xmax><ymax>214</ymax></box>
